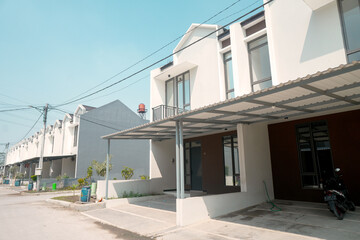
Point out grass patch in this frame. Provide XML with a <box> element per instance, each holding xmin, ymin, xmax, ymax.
<box><xmin>52</xmin><ymin>195</ymin><xmax>80</xmax><ymax>203</ymax></box>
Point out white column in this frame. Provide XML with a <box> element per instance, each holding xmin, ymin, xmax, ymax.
<box><xmin>105</xmin><ymin>139</ymin><xmax>110</xmax><ymax>200</ymax></box>
<box><xmin>179</xmin><ymin>120</ymin><xmax>185</xmax><ymax>199</ymax></box>
<box><xmin>176</xmin><ymin>121</ymin><xmax>180</xmax><ymax>199</ymax></box>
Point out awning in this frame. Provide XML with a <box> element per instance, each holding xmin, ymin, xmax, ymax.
<box><xmin>103</xmin><ymin>61</ymin><xmax>360</xmax><ymax>141</ymax></box>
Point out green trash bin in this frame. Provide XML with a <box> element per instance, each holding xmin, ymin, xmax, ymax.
<box><xmin>91</xmin><ymin>183</ymin><xmax>97</xmax><ymax>196</ymax></box>
<box><xmin>52</xmin><ymin>183</ymin><xmax>56</xmax><ymax>190</ymax></box>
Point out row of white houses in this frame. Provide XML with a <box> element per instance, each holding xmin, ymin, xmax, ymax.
<box><xmin>4</xmin><ymin>100</ymin><xmax>149</xmax><ymax>180</ymax></box>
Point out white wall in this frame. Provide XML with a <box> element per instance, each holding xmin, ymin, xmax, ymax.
<box><xmin>177</xmin><ymin>122</ymin><xmax>274</xmax><ymax>226</ymax></box>
<box><xmin>264</xmin><ymin>0</ymin><xmax>347</xmax><ymax>84</ymax></box>
<box><xmin>61</xmin><ymin>157</ymin><xmax>75</xmax><ymax>178</ymax></box>
<box><xmin>96</xmin><ymin>179</ymin><xmax>151</xmax><ymax>199</ymax></box>
<box><xmin>150</xmin><ymin>139</ymin><xmax>176</xmax><ymax>192</ymax></box>
<box><xmin>150</xmin><ymin>25</ymin><xmax>222</xmax><ymax>117</ymax></box>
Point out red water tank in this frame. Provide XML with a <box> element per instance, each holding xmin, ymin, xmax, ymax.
<box><xmin>138</xmin><ymin>103</ymin><xmax>146</xmax><ymax>113</ymax></box>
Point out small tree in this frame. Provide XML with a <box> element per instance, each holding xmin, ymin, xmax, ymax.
<box><xmin>86</xmin><ymin>166</ymin><xmax>93</xmax><ymax>183</ymax></box>
<box><xmin>92</xmin><ymin>156</ymin><xmax>112</xmax><ymax>178</ymax></box>
<box><xmin>77</xmin><ymin>178</ymin><xmax>86</xmax><ymax>187</ymax></box>
<box><xmin>31</xmin><ymin>175</ymin><xmax>37</xmax><ymax>182</ymax></box>
<box><xmin>121</xmin><ymin>167</ymin><xmax>134</xmax><ymax>180</ymax></box>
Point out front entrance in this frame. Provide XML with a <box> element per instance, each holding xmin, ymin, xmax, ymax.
<box><xmin>185</xmin><ymin>141</ymin><xmax>202</xmax><ymax>191</ymax></box>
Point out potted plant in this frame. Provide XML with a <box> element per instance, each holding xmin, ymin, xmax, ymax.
<box><xmin>29</xmin><ymin>175</ymin><xmax>37</xmax><ymax>190</ymax></box>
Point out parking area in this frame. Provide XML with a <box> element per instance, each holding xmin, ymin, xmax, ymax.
<box><xmin>84</xmin><ymin>196</ymin><xmax>360</xmax><ymax>240</ymax></box>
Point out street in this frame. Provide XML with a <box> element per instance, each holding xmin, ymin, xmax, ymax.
<box><xmin>0</xmin><ymin>186</ymin><xmax>151</xmax><ymax>240</ymax></box>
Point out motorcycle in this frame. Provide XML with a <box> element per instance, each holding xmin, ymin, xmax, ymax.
<box><xmin>322</xmin><ymin>168</ymin><xmax>356</xmax><ymax>220</ymax></box>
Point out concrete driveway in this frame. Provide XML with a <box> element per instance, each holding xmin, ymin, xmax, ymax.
<box><xmin>84</xmin><ymin>196</ymin><xmax>360</xmax><ymax>240</ymax></box>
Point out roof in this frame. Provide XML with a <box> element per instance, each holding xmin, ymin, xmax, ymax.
<box><xmin>103</xmin><ymin>61</ymin><xmax>360</xmax><ymax>141</ymax></box>
<box><xmin>173</xmin><ymin>23</ymin><xmax>219</xmax><ymax>53</ymax></box>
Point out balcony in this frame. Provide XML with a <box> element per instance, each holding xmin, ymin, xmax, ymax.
<box><xmin>152</xmin><ymin>105</ymin><xmax>184</xmax><ymax>121</ymax></box>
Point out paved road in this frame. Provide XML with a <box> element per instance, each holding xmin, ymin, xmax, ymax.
<box><xmin>0</xmin><ymin>185</ymin><xmax>150</xmax><ymax>240</ymax></box>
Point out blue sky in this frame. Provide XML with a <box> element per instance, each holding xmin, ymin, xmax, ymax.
<box><xmin>0</xmin><ymin>0</ymin><xmax>262</xmax><ymax>145</ymax></box>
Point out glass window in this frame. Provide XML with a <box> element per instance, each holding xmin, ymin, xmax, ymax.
<box><xmin>339</xmin><ymin>0</ymin><xmax>360</xmax><ymax>61</ymax></box>
<box><xmin>223</xmin><ymin>135</ymin><xmax>240</xmax><ymax>187</ymax></box>
<box><xmin>296</xmin><ymin>122</ymin><xmax>334</xmax><ymax>189</ymax></box>
<box><xmin>73</xmin><ymin>126</ymin><xmax>78</xmax><ymax>147</ymax></box>
<box><xmin>166</xmin><ymin>79</ymin><xmax>174</xmax><ymax>107</ymax></box>
<box><xmin>224</xmin><ymin>51</ymin><xmax>235</xmax><ymax>99</ymax></box>
<box><xmin>165</xmin><ymin>72</ymin><xmax>190</xmax><ymax>113</ymax></box>
<box><xmin>248</xmin><ymin>35</ymin><xmax>272</xmax><ymax>91</ymax></box>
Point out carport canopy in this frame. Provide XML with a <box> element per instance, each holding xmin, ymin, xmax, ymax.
<box><xmin>102</xmin><ymin>61</ymin><xmax>360</xmax><ymax>141</ymax></box>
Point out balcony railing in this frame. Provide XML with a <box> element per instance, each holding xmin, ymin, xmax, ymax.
<box><xmin>152</xmin><ymin>105</ymin><xmax>184</xmax><ymax>121</ymax></box>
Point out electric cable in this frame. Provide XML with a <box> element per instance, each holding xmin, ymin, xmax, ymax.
<box><xmin>0</xmin><ymin>107</ymin><xmax>32</xmax><ymax>113</ymax></box>
<box><xmin>61</xmin><ymin>0</ymin><xmax>244</xmax><ymax>104</ymax></box>
<box><xmin>19</xmin><ymin>112</ymin><xmax>44</xmax><ymax>142</ymax></box>
<box><xmin>54</xmin><ymin>0</ymin><xmax>273</xmax><ymax>108</ymax></box>
<box><xmin>52</xmin><ymin>108</ymin><xmax>121</xmax><ymax>132</ymax></box>
<box><xmin>82</xmin><ymin>75</ymin><xmax>149</xmax><ymax>103</ymax></box>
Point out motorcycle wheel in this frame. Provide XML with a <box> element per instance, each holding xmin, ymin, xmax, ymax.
<box><xmin>347</xmin><ymin>201</ymin><xmax>356</xmax><ymax>211</ymax></box>
<box><xmin>334</xmin><ymin>205</ymin><xmax>345</xmax><ymax>220</ymax></box>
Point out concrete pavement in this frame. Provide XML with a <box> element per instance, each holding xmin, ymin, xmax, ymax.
<box><xmin>0</xmin><ymin>185</ymin><xmax>151</xmax><ymax>240</ymax></box>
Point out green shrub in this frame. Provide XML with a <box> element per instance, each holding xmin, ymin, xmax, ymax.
<box><xmin>121</xmin><ymin>167</ymin><xmax>134</xmax><ymax>180</ymax></box>
<box><xmin>62</xmin><ymin>174</ymin><xmax>69</xmax><ymax>179</ymax></box>
<box><xmin>31</xmin><ymin>175</ymin><xmax>37</xmax><ymax>182</ymax></box>
<box><xmin>77</xmin><ymin>178</ymin><xmax>86</xmax><ymax>187</ymax></box>
<box><xmin>92</xmin><ymin>157</ymin><xmax>112</xmax><ymax>178</ymax></box>
<box><xmin>139</xmin><ymin>175</ymin><xmax>149</xmax><ymax>180</ymax></box>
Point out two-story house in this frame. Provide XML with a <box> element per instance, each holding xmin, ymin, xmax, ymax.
<box><xmin>104</xmin><ymin>0</ymin><xmax>360</xmax><ymax>226</ymax></box>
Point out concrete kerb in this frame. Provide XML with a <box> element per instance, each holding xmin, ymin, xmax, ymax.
<box><xmin>46</xmin><ymin>198</ymin><xmax>106</xmax><ymax>212</ymax></box>
<box><xmin>46</xmin><ymin>194</ymin><xmax>166</xmax><ymax>212</ymax></box>
<box><xmin>21</xmin><ymin>190</ymin><xmax>81</xmax><ymax>196</ymax></box>
<box><xmin>104</xmin><ymin>194</ymin><xmax>168</xmax><ymax>208</ymax></box>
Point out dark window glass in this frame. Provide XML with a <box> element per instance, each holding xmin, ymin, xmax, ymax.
<box><xmin>248</xmin><ymin>35</ymin><xmax>272</xmax><ymax>91</ymax></box>
<box><xmin>245</xmin><ymin>20</ymin><xmax>266</xmax><ymax>36</ymax></box>
<box><xmin>221</xmin><ymin>38</ymin><xmax>231</xmax><ymax>48</ymax></box>
<box><xmin>339</xmin><ymin>0</ymin><xmax>360</xmax><ymax>61</ymax></box>
<box><xmin>223</xmin><ymin>135</ymin><xmax>240</xmax><ymax>186</ymax></box>
<box><xmin>296</xmin><ymin>122</ymin><xmax>334</xmax><ymax>189</ymax></box>
<box><xmin>73</xmin><ymin>126</ymin><xmax>78</xmax><ymax>147</ymax></box>
<box><xmin>224</xmin><ymin>51</ymin><xmax>234</xmax><ymax>99</ymax></box>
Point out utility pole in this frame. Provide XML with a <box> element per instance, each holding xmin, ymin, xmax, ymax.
<box><xmin>2</xmin><ymin>143</ymin><xmax>9</xmax><ymax>178</ymax></box>
<box><xmin>36</xmin><ymin>104</ymin><xmax>48</xmax><ymax>191</ymax></box>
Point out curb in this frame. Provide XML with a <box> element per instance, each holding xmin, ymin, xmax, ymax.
<box><xmin>21</xmin><ymin>190</ymin><xmax>81</xmax><ymax>196</ymax></box>
<box><xmin>46</xmin><ymin>198</ymin><xmax>106</xmax><ymax>211</ymax></box>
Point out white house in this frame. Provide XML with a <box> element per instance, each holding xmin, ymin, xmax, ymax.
<box><xmin>103</xmin><ymin>0</ymin><xmax>360</xmax><ymax>226</ymax></box>
<box><xmin>5</xmin><ymin>100</ymin><xmax>149</xmax><ymax>181</ymax></box>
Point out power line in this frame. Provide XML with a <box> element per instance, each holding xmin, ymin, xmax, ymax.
<box><xmin>19</xmin><ymin>112</ymin><xmax>44</xmax><ymax>142</ymax></box>
<box><xmin>214</xmin><ymin>0</ymin><xmax>261</xmax><ymax>24</ymax></box>
<box><xmin>0</xmin><ymin>107</ymin><xmax>32</xmax><ymax>113</ymax></box>
<box><xmin>54</xmin><ymin>0</ymin><xmax>273</xmax><ymax>108</ymax></box>
<box><xmin>57</xmin><ymin>0</ymin><xmax>244</xmax><ymax>105</ymax></box>
<box><xmin>83</xmin><ymin>75</ymin><xmax>149</xmax><ymax>103</ymax></box>
<box><xmin>53</xmin><ymin>108</ymin><xmax>121</xmax><ymax>131</ymax></box>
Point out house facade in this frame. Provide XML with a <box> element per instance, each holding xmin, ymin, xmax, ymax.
<box><xmin>5</xmin><ymin>100</ymin><xmax>149</xmax><ymax>181</ymax></box>
<box><xmin>103</xmin><ymin>0</ymin><xmax>360</xmax><ymax>226</ymax></box>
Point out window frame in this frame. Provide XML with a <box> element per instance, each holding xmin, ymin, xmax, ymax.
<box><xmin>295</xmin><ymin>121</ymin><xmax>335</xmax><ymax>189</ymax></box>
<box><xmin>73</xmin><ymin>125</ymin><xmax>78</xmax><ymax>147</ymax></box>
<box><xmin>223</xmin><ymin>51</ymin><xmax>235</xmax><ymax>99</ymax></box>
<box><xmin>248</xmin><ymin>34</ymin><xmax>272</xmax><ymax>92</ymax></box>
<box><xmin>165</xmin><ymin>71</ymin><xmax>190</xmax><ymax>112</ymax></box>
<box><xmin>222</xmin><ymin>134</ymin><xmax>240</xmax><ymax>187</ymax></box>
<box><xmin>338</xmin><ymin>0</ymin><xmax>360</xmax><ymax>62</ymax></box>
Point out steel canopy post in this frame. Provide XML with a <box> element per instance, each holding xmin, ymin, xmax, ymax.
<box><xmin>179</xmin><ymin>120</ymin><xmax>185</xmax><ymax>199</ymax></box>
<box><xmin>105</xmin><ymin>139</ymin><xmax>110</xmax><ymax>200</ymax></box>
<box><xmin>175</xmin><ymin>121</ymin><xmax>180</xmax><ymax>199</ymax></box>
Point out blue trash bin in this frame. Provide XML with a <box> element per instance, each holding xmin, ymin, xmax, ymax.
<box><xmin>28</xmin><ymin>183</ymin><xmax>33</xmax><ymax>190</ymax></box>
<box><xmin>5</xmin><ymin>180</ymin><xmax>9</xmax><ymax>184</ymax></box>
<box><xmin>15</xmin><ymin>180</ymin><xmax>21</xmax><ymax>186</ymax></box>
<box><xmin>81</xmin><ymin>186</ymin><xmax>91</xmax><ymax>202</ymax></box>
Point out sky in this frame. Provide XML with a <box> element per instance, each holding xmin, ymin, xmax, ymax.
<box><xmin>0</xmin><ymin>0</ymin><xmax>263</xmax><ymax>147</ymax></box>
